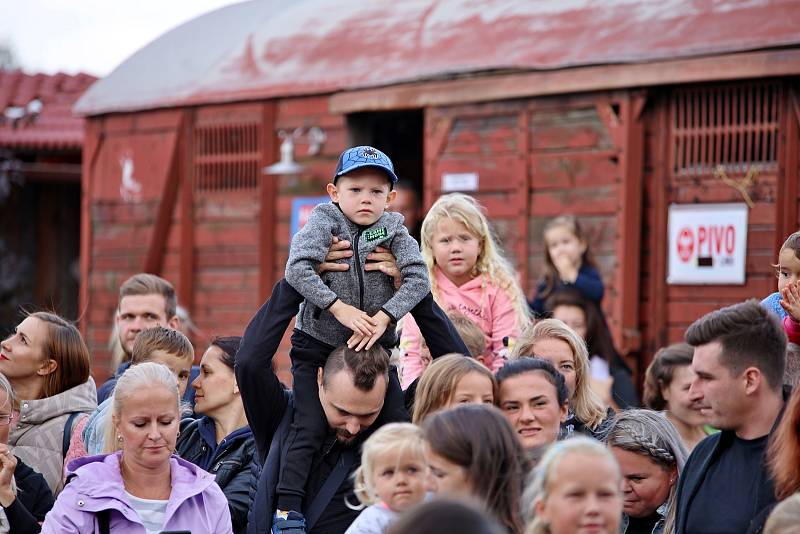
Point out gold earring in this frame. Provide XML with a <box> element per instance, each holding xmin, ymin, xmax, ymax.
<box><xmin>117</xmin><ymin>435</ymin><xmax>123</xmax><ymax>443</ymax></box>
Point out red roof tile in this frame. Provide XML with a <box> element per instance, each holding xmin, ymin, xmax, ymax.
<box><xmin>0</xmin><ymin>70</ymin><xmax>97</xmax><ymax>150</ymax></box>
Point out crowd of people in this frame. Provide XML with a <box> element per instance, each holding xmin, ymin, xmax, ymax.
<box><xmin>1</xmin><ymin>144</ymin><xmax>800</xmax><ymax>533</ymax></box>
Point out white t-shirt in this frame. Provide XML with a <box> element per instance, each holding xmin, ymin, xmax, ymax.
<box><xmin>125</xmin><ymin>491</ymin><xmax>169</xmax><ymax>534</ymax></box>
<box><xmin>0</xmin><ymin>507</ymin><xmax>10</xmax><ymax>534</ymax></box>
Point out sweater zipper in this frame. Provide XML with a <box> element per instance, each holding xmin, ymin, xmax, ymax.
<box><xmin>354</xmin><ymin>227</ymin><xmax>365</xmax><ymax>310</ymax></box>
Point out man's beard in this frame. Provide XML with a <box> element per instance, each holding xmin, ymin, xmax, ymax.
<box><xmin>336</xmin><ymin>429</ymin><xmax>357</xmax><ymax>444</ymax></box>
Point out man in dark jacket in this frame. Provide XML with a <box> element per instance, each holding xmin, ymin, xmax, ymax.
<box><xmin>236</xmin><ymin>278</ymin><xmax>468</xmax><ymax>534</ymax></box>
<box><xmin>675</xmin><ymin>299</ymin><xmax>787</xmax><ymax>534</ymax></box>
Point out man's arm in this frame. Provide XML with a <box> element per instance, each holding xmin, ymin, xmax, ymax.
<box><xmin>234</xmin><ymin>279</ymin><xmax>300</xmax><ymax>462</ymax></box>
<box><xmin>380</xmin><ymin>226</ymin><xmax>430</xmax><ymax>322</ymax></box>
<box><xmin>409</xmin><ymin>292</ymin><xmax>469</xmax><ymax>358</ymax></box>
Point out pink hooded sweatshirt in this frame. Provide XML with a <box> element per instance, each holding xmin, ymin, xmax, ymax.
<box><xmin>400</xmin><ymin>267</ymin><xmax>521</xmax><ymax>388</ymax></box>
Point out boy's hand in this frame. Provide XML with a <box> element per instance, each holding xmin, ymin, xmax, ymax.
<box><xmin>329</xmin><ymin>300</ymin><xmax>376</xmax><ymax>337</ymax></box>
<box><xmin>553</xmin><ymin>253</ymin><xmax>578</xmax><ymax>283</ymax></box>
<box><xmin>780</xmin><ymin>282</ymin><xmax>800</xmax><ymax>322</ymax></box>
<box><xmin>350</xmin><ymin>310</ymin><xmax>392</xmax><ymax>351</ymax></box>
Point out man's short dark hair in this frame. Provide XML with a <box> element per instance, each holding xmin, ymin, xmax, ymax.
<box><xmin>685</xmin><ymin>299</ymin><xmax>786</xmax><ymax>390</ymax></box>
<box><xmin>322</xmin><ymin>345</ymin><xmax>389</xmax><ymax>392</ymax></box>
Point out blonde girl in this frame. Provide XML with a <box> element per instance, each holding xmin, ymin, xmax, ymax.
<box><xmin>401</xmin><ymin>194</ymin><xmax>531</xmax><ymax>387</ymax></box>
<box><xmin>345</xmin><ymin>423</ymin><xmax>427</xmax><ymax>534</ymax></box>
<box><xmin>511</xmin><ymin>319</ymin><xmax>610</xmax><ymax>438</ymax></box>
<box><xmin>411</xmin><ymin>354</ymin><xmax>498</xmax><ymax>424</ymax></box>
<box><xmin>530</xmin><ymin>215</ymin><xmax>603</xmax><ymax>317</ymax></box>
<box><xmin>523</xmin><ymin>437</ymin><xmax>623</xmax><ymax>534</ymax></box>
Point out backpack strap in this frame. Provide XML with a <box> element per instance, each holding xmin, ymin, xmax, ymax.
<box><xmin>62</xmin><ymin>412</ymin><xmax>82</xmax><ymax>458</ymax></box>
<box><xmin>96</xmin><ymin>509</ymin><xmax>110</xmax><ymax>534</ymax></box>
<box><xmin>303</xmin><ymin>445</ymin><xmax>357</xmax><ymax>530</ymax></box>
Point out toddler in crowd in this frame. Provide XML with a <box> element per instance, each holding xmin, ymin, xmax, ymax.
<box><xmin>530</xmin><ymin>215</ymin><xmax>604</xmax><ymax>318</ymax></box>
<box><xmin>345</xmin><ymin>423</ymin><xmax>428</xmax><ymax>534</ymax></box>
<box><xmin>277</xmin><ymin>146</ymin><xmax>430</xmax><ymax>529</ymax></box>
<box><xmin>400</xmin><ymin>193</ymin><xmax>530</xmax><ymax>387</ymax></box>
<box><xmin>762</xmin><ymin>231</ymin><xmax>800</xmax><ymax>343</ymax></box>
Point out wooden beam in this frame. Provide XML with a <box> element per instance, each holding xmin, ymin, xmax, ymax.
<box><xmin>178</xmin><ymin>112</ymin><xmax>194</xmax><ymax>313</ymax></box>
<box><xmin>517</xmin><ymin>110</ymin><xmax>530</xmax><ymax>297</ymax></box>
<box><xmin>613</xmin><ymin>91</ymin><xmax>647</xmax><ymax>355</ymax></box>
<box><xmin>21</xmin><ymin>162</ymin><xmax>81</xmax><ymax>182</ymax></box>
<box><xmin>142</xmin><ymin>115</ymin><xmax>184</xmax><ymax>274</ymax></box>
<box><xmin>330</xmin><ymin>49</ymin><xmax>800</xmax><ymax>114</ymax></box>
<box><xmin>646</xmin><ymin>93</ymin><xmax>670</xmax><ymax>362</ymax></box>
<box><xmin>777</xmin><ymin>85</ymin><xmax>799</xmax><ymax>248</ymax></box>
<box><xmin>258</xmin><ymin>102</ymin><xmax>278</xmax><ymax>302</ymax></box>
<box><xmin>78</xmin><ymin>120</ymin><xmax>104</xmax><ymax>335</ymax></box>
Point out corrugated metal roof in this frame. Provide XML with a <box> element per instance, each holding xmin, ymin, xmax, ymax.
<box><xmin>76</xmin><ymin>0</ymin><xmax>800</xmax><ymax>116</ymax></box>
<box><xmin>0</xmin><ymin>70</ymin><xmax>96</xmax><ymax>150</ymax></box>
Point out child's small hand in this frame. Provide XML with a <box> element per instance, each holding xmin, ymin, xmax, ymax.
<box><xmin>420</xmin><ymin>346</ymin><xmax>432</xmax><ymax>370</ymax></box>
<box><xmin>780</xmin><ymin>282</ymin><xmax>800</xmax><ymax>322</ymax></box>
<box><xmin>350</xmin><ymin>310</ymin><xmax>392</xmax><ymax>351</ymax></box>
<box><xmin>330</xmin><ymin>300</ymin><xmax>377</xmax><ymax>337</ymax></box>
<box><xmin>347</xmin><ymin>331</ymin><xmax>368</xmax><ymax>350</ymax></box>
<box><xmin>553</xmin><ymin>253</ymin><xmax>578</xmax><ymax>283</ymax></box>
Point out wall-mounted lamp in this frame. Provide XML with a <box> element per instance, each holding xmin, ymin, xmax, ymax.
<box><xmin>263</xmin><ymin>127</ymin><xmax>327</xmax><ymax>176</ymax></box>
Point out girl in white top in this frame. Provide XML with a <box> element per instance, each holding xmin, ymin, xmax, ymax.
<box><xmin>345</xmin><ymin>423</ymin><xmax>428</xmax><ymax>534</ymax></box>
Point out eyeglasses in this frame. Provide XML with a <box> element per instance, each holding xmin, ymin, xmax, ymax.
<box><xmin>0</xmin><ymin>415</ymin><xmax>12</xmax><ymax>426</ymax></box>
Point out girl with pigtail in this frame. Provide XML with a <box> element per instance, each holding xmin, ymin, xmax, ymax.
<box><xmin>344</xmin><ymin>424</ymin><xmax>428</xmax><ymax>534</ymax></box>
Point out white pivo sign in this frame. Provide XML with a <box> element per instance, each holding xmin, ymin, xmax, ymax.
<box><xmin>667</xmin><ymin>203</ymin><xmax>748</xmax><ymax>285</ymax></box>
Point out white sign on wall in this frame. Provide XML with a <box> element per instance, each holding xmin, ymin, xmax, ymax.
<box><xmin>442</xmin><ymin>172</ymin><xmax>478</xmax><ymax>192</ymax></box>
<box><xmin>667</xmin><ymin>203</ymin><xmax>748</xmax><ymax>285</ymax></box>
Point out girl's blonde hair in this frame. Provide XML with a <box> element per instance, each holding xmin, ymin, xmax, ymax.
<box><xmin>412</xmin><ymin>354</ymin><xmax>498</xmax><ymax>424</ymax></box>
<box><xmin>103</xmin><ymin>362</ymin><xmax>181</xmax><ymax>453</ymax></box>
<box><xmin>420</xmin><ymin>193</ymin><xmax>531</xmax><ymax>330</ymax></box>
<box><xmin>511</xmin><ymin>319</ymin><xmax>606</xmax><ymax>429</ymax></box>
<box><xmin>352</xmin><ymin>423</ymin><xmax>426</xmax><ymax>508</ymax></box>
<box><xmin>523</xmin><ymin>437</ymin><xmax>621</xmax><ymax>534</ymax></box>
<box><xmin>539</xmin><ymin>216</ymin><xmax>597</xmax><ymax>303</ymax></box>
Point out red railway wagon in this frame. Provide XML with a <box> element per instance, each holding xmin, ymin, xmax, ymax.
<box><xmin>75</xmin><ymin>0</ymin><xmax>800</xmax><ymax>384</ymax></box>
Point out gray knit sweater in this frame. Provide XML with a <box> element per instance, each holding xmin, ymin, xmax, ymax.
<box><xmin>285</xmin><ymin>203</ymin><xmax>429</xmax><ymax>348</ymax></box>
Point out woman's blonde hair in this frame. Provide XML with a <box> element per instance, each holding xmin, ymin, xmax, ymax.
<box><xmin>412</xmin><ymin>354</ymin><xmax>498</xmax><ymax>424</ymax></box>
<box><xmin>523</xmin><ymin>437</ymin><xmax>621</xmax><ymax>534</ymax></box>
<box><xmin>351</xmin><ymin>423</ymin><xmax>426</xmax><ymax>508</ymax></box>
<box><xmin>103</xmin><ymin>362</ymin><xmax>181</xmax><ymax>453</ymax></box>
<box><xmin>511</xmin><ymin>319</ymin><xmax>606</xmax><ymax>429</ymax></box>
<box><xmin>420</xmin><ymin>193</ymin><xmax>531</xmax><ymax>330</ymax></box>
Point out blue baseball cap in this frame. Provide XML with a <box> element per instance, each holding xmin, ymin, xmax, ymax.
<box><xmin>334</xmin><ymin>146</ymin><xmax>398</xmax><ymax>184</ymax></box>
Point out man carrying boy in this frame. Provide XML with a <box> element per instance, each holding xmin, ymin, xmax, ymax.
<box><xmin>275</xmin><ymin>146</ymin><xmax>430</xmax><ymax>532</ymax></box>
